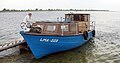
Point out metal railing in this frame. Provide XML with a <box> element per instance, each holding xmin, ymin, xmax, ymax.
<box><xmin>90</xmin><ymin>21</ymin><xmax>95</xmax><ymax>30</ymax></box>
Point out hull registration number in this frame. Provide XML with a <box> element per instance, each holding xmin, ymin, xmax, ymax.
<box><xmin>40</xmin><ymin>38</ymin><xmax>59</xmax><ymax>42</ymax></box>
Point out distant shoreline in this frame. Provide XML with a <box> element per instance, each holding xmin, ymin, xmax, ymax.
<box><xmin>0</xmin><ymin>8</ymin><xmax>109</xmax><ymax>12</ymax></box>
<box><xmin>0</xmin><ymin>10</ymin><xmax>110</xmax><ymax>13</ymax></box>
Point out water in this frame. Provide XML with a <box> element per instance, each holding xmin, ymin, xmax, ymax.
<box><xmin>0</xmin><ymin>11</ymin><xmax>120</xmax><ymax>63</ymax></box>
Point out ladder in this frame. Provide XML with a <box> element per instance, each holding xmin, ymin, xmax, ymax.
<box><xmin>0</xmin><ymin>39</ymin><xmax>26</xmax><ymax>52</ymax></box>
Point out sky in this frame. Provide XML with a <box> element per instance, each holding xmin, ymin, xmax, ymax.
<box><xmin>0</xmin><ymin>0</ymin><xmax>120</xmax><ymax>11</ymax></box>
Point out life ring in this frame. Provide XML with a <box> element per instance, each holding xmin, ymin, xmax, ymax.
<box><xmin>92</xmin><ymin>30</ymin><xmax>95</xmax><ymax>37</ymax></box>
<box><xmin>20</xmin><ymin>22</ymin><xmax>32</xmax><ymax>31</ymax></box>
<box><xmin>30</xmin><ymin>27</ymin><xmax>42</xmax><ymax>33</ymax></box>
<box><xmin>83</xmin><ymin>31</ymin><xmax>88</xmax><ymax>40</ymax></box>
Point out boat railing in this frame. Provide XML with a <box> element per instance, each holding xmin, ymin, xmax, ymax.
<box><xmin>90</xmin><ymin>16</ymin><xmax>96</xmax><ymax>30</ymax></box>
<box><xmin>57</xmin><ymin>17</ymin><xmax>65</xmax><ymax>22</ymax></box>
<box><xmin>90</xmin><ymin>21</ymin><xmax>95</xmax><ymax>30</ymax></box>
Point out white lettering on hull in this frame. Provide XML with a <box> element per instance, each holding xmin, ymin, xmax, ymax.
<box><xmin>40</xmin><ymin>38</ymin><xmax>59</xmax><ymax>42</ymax></box>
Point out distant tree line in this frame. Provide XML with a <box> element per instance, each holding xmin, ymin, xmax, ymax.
<box><xmin>0</xmin><ymin>8</ymin><xmax>109</xmax><ymax>12</ymax></box>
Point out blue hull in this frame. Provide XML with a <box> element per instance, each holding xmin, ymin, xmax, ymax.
<box><xmin>20</xmin><ymin>31</ymin><xmax>93</xmax><ymax>59</ymax></box>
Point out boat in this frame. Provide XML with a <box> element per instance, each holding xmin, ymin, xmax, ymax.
<box><xmin>20</xmin><ymin>13</ymin><xmax>95</xmax><ymax>59</ymax></box>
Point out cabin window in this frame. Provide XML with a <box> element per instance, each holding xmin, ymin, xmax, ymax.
<box><xmin>61</xmin><ymin>25</ymin><xmax>69</xmax><ymax>31</ymax></box>
<box><xmin>70</xmin><ymin>24</ymin><xmax>76</xmax><ymax>32</ymax></box>
<box><xmin>74</xmin><ymin>15</ymin><xmax>80</xmax><ymax>21</ymax></box>
<box><xmin>81</xmin><ymin>15</ymin><xmax>85</xmax><ymax>21</ymax></box>
<box><xmin>66</xmin><ymin>15</ymin><xmax>71</xmax><ymax>22</ymax></box>
<box><xmin>70</xmin><ymin>15</ymin><xmax>74</xmax><ymax>21</ymax></box>
<box><xmin>47</xmin><ymin>25</ymin><xmax>56</xmax><ymax>32</ymax></box>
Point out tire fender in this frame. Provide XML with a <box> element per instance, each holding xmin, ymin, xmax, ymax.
<box><xmin>92</xmin><ymin>30</ymin><xmax>95</xmax><ymax>37</ymax></box>
<box><xmin>83</xmin><ymin>31</ymin><xmax>88</xmax><ymax>40</ymax></box>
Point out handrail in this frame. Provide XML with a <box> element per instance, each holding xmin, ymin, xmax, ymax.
<box><xmin>90</xmin><ymin>21</ymin><xmax>95</xmax><ymax>30</ymax></box>
<box><xmin>90</xmin><ymin>16</ymin><xmax>96</xmax><ymax>30</ymax></box>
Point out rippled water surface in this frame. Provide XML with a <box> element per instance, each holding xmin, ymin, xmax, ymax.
<box><xmin>0</xmin><ymin>11</ymin><xmax>120</xmax><ymax>63</ymax></box>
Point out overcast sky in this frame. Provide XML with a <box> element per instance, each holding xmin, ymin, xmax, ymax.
<box><xmin>0</xmin><ymin>0</ymin><xmax>120</xmax><ymax>11</ymax></box>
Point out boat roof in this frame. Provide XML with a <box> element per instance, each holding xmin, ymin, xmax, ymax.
<box><xmin>65</xmin><ymin>12</ymin><xmax>90</xmax><ymax>15</ymax></box>
<box><xmin>35</xmin><ymin>21</ymin><xmax>77</xmax><ymax>23</ymax></box>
